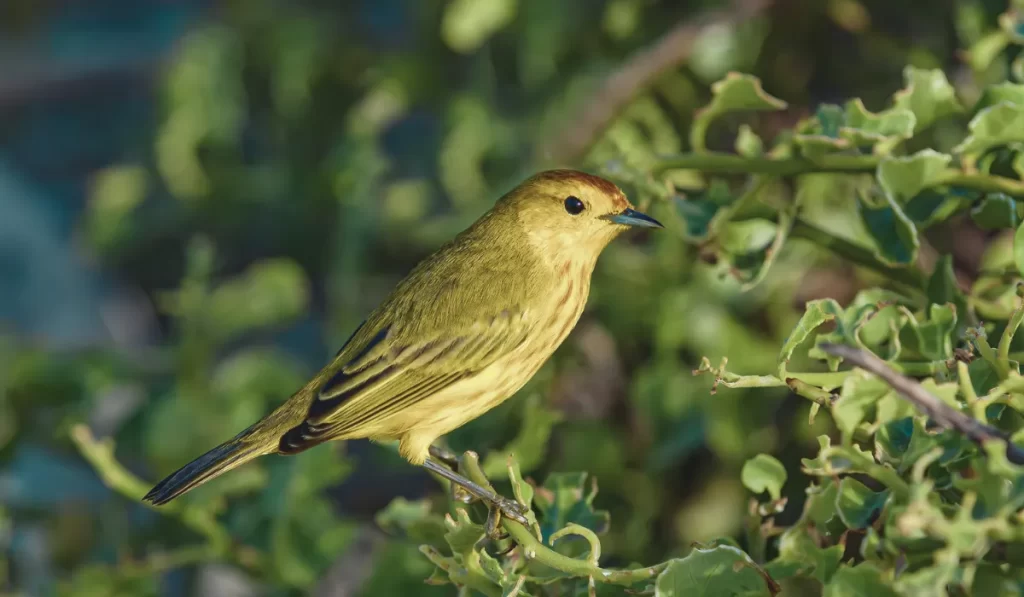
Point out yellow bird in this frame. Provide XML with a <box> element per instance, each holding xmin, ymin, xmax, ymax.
<box><xmin>144</xmin><ymin>170</ymin><xmax>662</xmax><ymax>523</ymax></box>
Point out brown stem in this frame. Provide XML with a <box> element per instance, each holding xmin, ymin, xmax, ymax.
<box><xmin>818</xmin><ymin>343</ymin><xmax>1024</xmax><ymax>465</ymax></box>
<box><xmin>536</xmin><ymin>0</ymin><xmax>774</xmax><ymax>164</ymax></box>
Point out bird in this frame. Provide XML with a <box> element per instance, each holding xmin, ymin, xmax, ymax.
<box><xmin>143</xmin><ymin>169</ymin><xmax>662</xmax><ymax>524</ymax></box>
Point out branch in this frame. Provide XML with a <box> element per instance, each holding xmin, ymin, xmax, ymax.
<box><xmin>789</xmin><ymin>220</ymin><xmax>928</xmax><ymax>294</ymax></box>
<box><xmin>650</xmin><ymin>151</ymin><xmax>1024</xmax><ymax>198</ymax></box>
<box><xmin>653</xmin><ymin>152</ymin><xmax>881</xmax><ymax>175</ymax></box>
<box><xmin>817</xmin><ymin>344</ymin><xmax>1024</xmax><ymax>465</ymax></box>
<box><xmin>457</xmin><ymin>453</ymin><xmax>668</xmax><ymax>587</ymax></box>
<box><xmin>537</xmin><ymin>0</ymin><xmax>773</xmax><ymax>164</ymax></box>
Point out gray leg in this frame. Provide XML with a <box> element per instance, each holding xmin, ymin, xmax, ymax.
<box><xmin>428</xmin><ymin>445</ymin><xmax>460</xmax><ymax>469</ymax></box>
<box><xmin>423</xmin><ymin>458</ymin><xmax>529</xmax><ymax>526</ymax></box>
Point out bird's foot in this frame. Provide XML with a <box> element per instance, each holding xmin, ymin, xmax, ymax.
<box><xmin>422</xmin><ymin>455</ymin><xmax>531</xmax><ymax>529</ymax></box>
<box><xmin>489</xmin><ymin>495</ymin><xmax>530</xmax><ymax>527</ymax></box>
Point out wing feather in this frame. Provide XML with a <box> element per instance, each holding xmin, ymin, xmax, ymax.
<box><xmin>282</xmin><ymin>309</ymin><xmax>531</xmax><ymax>452</ymax></box>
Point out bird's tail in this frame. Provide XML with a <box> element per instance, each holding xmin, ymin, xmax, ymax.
<box><xmin>143</xmin><ymin>437</ymin><xmax>268</xmax><ymax>505</ymax></box>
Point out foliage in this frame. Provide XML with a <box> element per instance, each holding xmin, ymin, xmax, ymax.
<box><xmin>5</xmin><ymin>1</ymin><xmax>1024</xmax><ymax>596</ymax></box>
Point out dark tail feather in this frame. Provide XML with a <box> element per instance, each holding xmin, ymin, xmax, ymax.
<box><xmin>143</xmin><ymin>440</ymin><xmax>264</xmax><ymax>505</ymax></box>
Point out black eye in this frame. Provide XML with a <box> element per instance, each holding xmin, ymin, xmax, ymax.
<box><xmin>564</xmin><ymin>196</ymin><xmax>585</xmax><ymax>215</ymax></box>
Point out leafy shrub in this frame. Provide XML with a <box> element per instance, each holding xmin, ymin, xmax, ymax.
<box><xmin>378</xmin><ymin>7</ymin><xmax>1024</xmax><ymax>597</ymax></box>
<box><xmin>6</xmin><ymin>1</ymin><xmax>1024</xmax><ymax>596</ymax></box>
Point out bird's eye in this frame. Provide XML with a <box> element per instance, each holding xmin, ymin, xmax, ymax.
<box><xmin>563</xmin><ymin>196</ymin><xmax>585</xmax><ymax>215</ymax></box>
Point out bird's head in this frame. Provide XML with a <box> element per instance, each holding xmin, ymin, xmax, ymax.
<box><xmin>501</xmin><ymin>170</ymin><xmax>662</xmax><ymax>259</ymax></box>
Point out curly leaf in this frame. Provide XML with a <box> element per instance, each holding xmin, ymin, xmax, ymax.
<box><xmin>876</xmin><ymin>150</ymin><xmax>952</xmax><ymax>205</ymax></box>
<box><xmin>691</xmin><ymin>73</ymin><xmax>786</xmax><ymax>150</ymax></box>
<box><xmin>840</xmin><ymin>99</ymin><xmax>916</xmax><ymax>150</ymax></box>
<box><xmin>857</xmin><ymin>186</ymin><xmax>920</xmax><ymax>266</ymax></box>
<box><xmin>972</xmin><ymin>193</ymin><xmax>1020</xmax><ymax>229</ymax></box>
<box><xmin>954</xmin><ymin>102</ymin><xmax>1024</xmax><ymax>156</ymax></box>
<box><xmin>655</xmin><ymin>545</ymin><xmax>774</xmax><ymax>597</ymax></box>
<box><xmin>779</xmin><ymin>299</ymin><xmax>844</xmax><ymax>378</ymax></box>
<box><xmin>835</xmin><ymin>477</ymin><xmax>888</xmax><ymax>529</ymax></box>
<box><xmin>824</xmin><ymin>564</ymin><xmax>899</xmax><ymax>597</ymax></box>
<box><xmin>700</xmin><ymin>73</ymin><xmax>787</xmax><ymax>118</ymax></box>
<box><xmin>741</xmin><ymin>454</ymin><xmax>787</xmax><ymax>501</ymax></box>
<box><xmin>891</xmin><ymin>67</ymin><xmax>963</xmax><ymax>132</ymax></box>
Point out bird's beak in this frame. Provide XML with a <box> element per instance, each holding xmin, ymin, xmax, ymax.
<box><xmin>602</xmin><ymin>208</ymin><xmax>664</xmax><ymax>229</ymax></box>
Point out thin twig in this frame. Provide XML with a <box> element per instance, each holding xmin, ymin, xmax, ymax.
<box><xmin>537</xmin><ymin>0</ymin><xmax>774</xmax><ymax>164</ymax></box>
<box><xmin>818</xmin><ymin>343</ymin><xmax>1024</xmax><ymax>465</ymax></box>
<box><xmin>457</xmin><ymin>453</ymin><xmax>668</xmax><ymax>586</ymax></box>
<box><xmin>649</xmin><ymin>152</ymin><xmax>1024</xmax><ymax>198</ymax></box>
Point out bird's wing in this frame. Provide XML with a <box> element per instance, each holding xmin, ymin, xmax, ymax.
<box><xmin>278</xmin><ymin>309</ymin><xmax>532</xmax><ymax>451</ymax></box>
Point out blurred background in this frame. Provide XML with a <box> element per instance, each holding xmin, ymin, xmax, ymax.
<box><xmin>0</xmin><ymin>0</ymin><xmax>1015</xmax><ymax>595</ymax></box>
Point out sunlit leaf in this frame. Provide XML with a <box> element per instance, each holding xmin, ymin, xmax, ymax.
<box><xmin>655</xmin><ymin>545</ymin><xmax>773</xmax><ymax>597</ymax></box>
<box><xmin>891</xmin><ymin>67</ymin><xmax>963</xmax><ymax>132</ymax></box>
<box><xmin>971</xmin><ymin>193</ymin><xmax>1020</xmax><ymax>229</ymax></box>
<box><xmin>955</xmin><ymin>102</ymin><xmax>1024</xmax><ymax>156</ymax></box>
<box><xmin>441</xmin><ymin>0</ymin><xmax>518</xmax><ymax>53</ymax></box>
<box><xmin>876</xmin><ymin>151</ymin><xmax>952</xmax><ymax>205</ymax></box>
<box><xmin>742</xmin><ymin>454</ymin><xmax>787</xmax><ymax>500</ymax></box>
<box><xmin>824</xmin><ymin>564</ymin><xmax>899</xmax><ymax>596</ymax></box>
<box><xmin>840</xmin><ymin>99</ymin><xmax>916</xmax><ymax>150</ymax></box>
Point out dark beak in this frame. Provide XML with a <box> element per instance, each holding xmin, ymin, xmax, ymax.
<box><xmin>603</xmin><ymin>208</ymin><xmax>663</xmax><ymax>229</ymax></box>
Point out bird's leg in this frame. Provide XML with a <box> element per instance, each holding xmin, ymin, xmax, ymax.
<box><xmin>428</xmin><ymin>444</ymin><xmax>461</xmax><ymax>469</ymax></box>
<box><xmin>428</xmin><ymin>445</ymin><xmax>474</xmax><ymax>504</ymax></box>
<box><xmin>423</xmin><ymin>458</ymin><xmax>530</xmax><ymax>527</ymax></box>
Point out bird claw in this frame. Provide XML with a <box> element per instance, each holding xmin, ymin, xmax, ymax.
<box><xmin>491</xmin><ymin>495</ymin><xmax>530</xmax><ymax>527</ymax></box>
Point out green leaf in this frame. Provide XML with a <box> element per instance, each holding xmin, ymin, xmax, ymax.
<box><xmin>779</xmin><ymin>299</ymin><xmax>844</xmax><ymax>378</ymax></box>
<box><xmin>972</xmin><ymin>193</ymin><xmax>1020</xmax><ymax>229</ymax></box>
<box><xmin>441</xmin><ymin>0</ymin><xmax>517</xmax><ymax>53</ymax></box>
<box><xmin>975</xmin><ymin>82</ymin><xmax>1024</xmax><ymax>112</ymax></box>
<box><xmin>741</xmin><ymin>454</ymin><xmax>787</xmax><ymax>500</ymax></box>
<box><xmin>816</xmin><ymin>104</ymin><xmax>846</xmax><ymax>138</ymax></box>
<box><xmin>969</xmin><ymin>357</ymin><xmax>1002</xmax><ymax>397</ymax></box>
<box><xmin>674</xmin><ymin>180</ymin><xmax>733</xmax><ymax>240</ymax></box>
<box><xmin>717</xmin><ymin>215</ymin><xmax>793</xmax><ymax>290</ymax></box>
<box><xmin>444</xmin><ymin>508</ymin><xmax>486</xmax><ymax>556</ymax></box>
<box><xmin>794</xmin><ymin>134</ymin><xmax>852</xmax><ymax>161</ymax></box>
<box><xmin>900</xmin><ymin>418</ymin><xmax>942</xmax><ymax>474</ymax></box>
<box><xmin>967</xmin><ymin>31</ymin><xmax>1011</xmax><ymax>72</ymax></box>
<box><xmin>735</xmin><ymin>124</ymin><xmax>764</xmax><ymax>157</ymax></box>
<box><xmin>655</xmin><ymin>545</ymin><xmax>773</xmax><ymax>597</ymax></box>
<box><xmin>840</xmin><ymin>99</ymin><xmax>916</xmax><ymax>149</ymax></box>
<box><xmin>927</xmin><ymin>255</ymin><xmax>968</xmax><ymax>318</ymax></box>
<box><xmin>835</xmin><ymin>477</ymin><xmax>889</xmax><ymax>529</ymax></box>
<box><xmin>857</xmin><ymin>186</ymin><xmax>920</xmax><ymax>266</ymax></box>
<box><xmin>876</xmin><ymin>151</ymin><xmax>952</xmax><ymax>205</ymax></box>
<box><xmin>903</xmin><ymin>188</ymin><xmax>967</xmax><ymax>228</ymax></box>
<box><xmin>1014</xmin><ymin>220</ymin><xmax>1024</xmax><ymax>278</ymax></box>
<box><xmin>700</xmin><ymin>72</ymin><xmax>788</xmax><ymax>118</ymax></box>
<box><xmin>897</xmin><ymin>303</ymin><xmax>957</xmax><ymax>361</ymax></box>
<box><xmin>824</xmin><ymin>564</ymin><xmax>899</xmax><ymax>597</ymax></box>
<box><xmin>833</xmin><ymin>372</ymin><xmax>893</xmax><ymax>437</ymax></box>
<box><xmin>891</xmin><ymin>67</ymin><xmax>964</xmax><ymax>132</ymax></box>
<box><xmin>954</xmin><ymin>102</ymin><xmax>1024</xmax><ymax>156</ymax></box>
<box><xmin>793</xmin><ymin>105</ymin><xmax>851</xmax><ymax>160</ymax></box>
<box><xmin>802</xmin><ymin>481</ymin><xmax>840</xmax><ymax>528</ymax></box>
<box><xmin>691</xmin><ymin>73</ymin><xmax>786</xmax><ymax>149</ymax></box>
<box><xmin>533</xmin><ymin>473</ymin><xmax>610</xmax><ymax>547</ymax></box>
<box><xmin>772</xmin><ymin>527</ymin><xmax>843</xmax><ymax>584</ymax></box>
<box><xmin>1000</xmin><ymin>7</ymin><xmax>1024</xmax><ymax>43</ymax></box>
